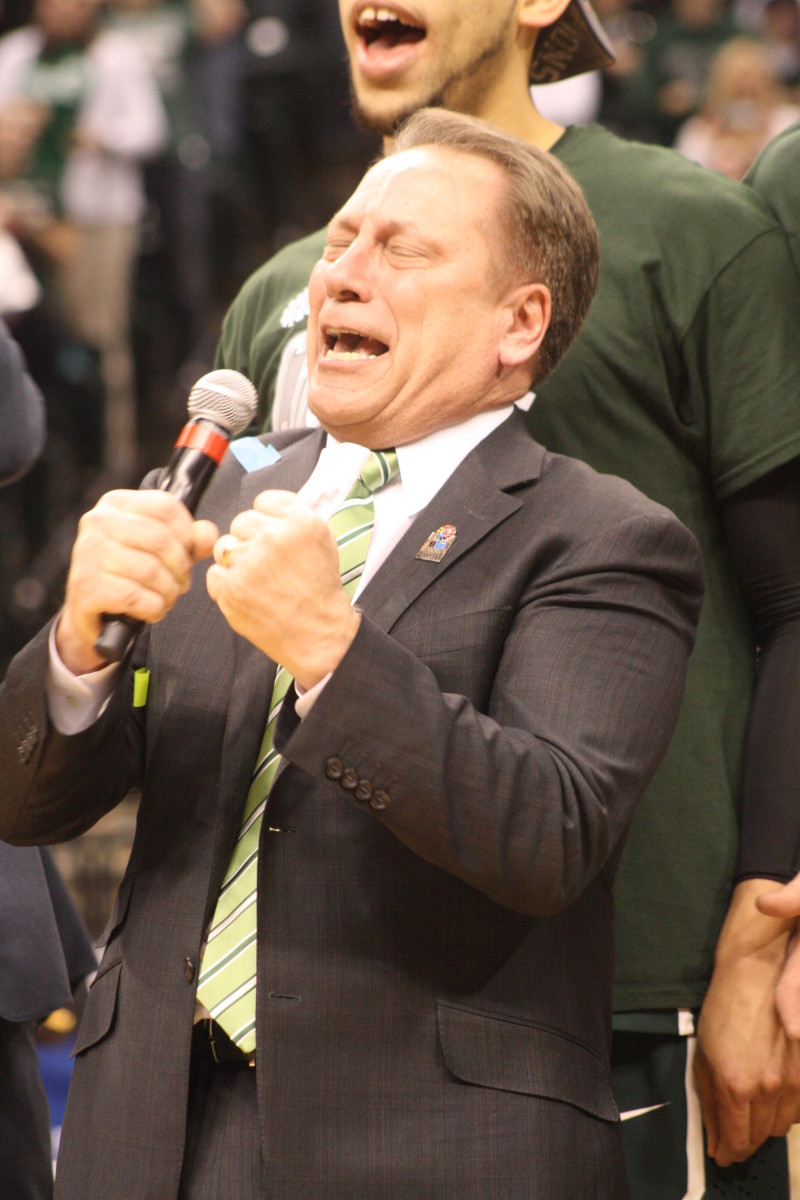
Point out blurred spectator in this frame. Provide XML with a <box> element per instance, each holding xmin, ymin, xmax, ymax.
<box><xmin>106</xmin><ymin>0</ymin><xmax>246</xmax><ymax>432</ymax></box>
<box><xmin>737</xmin><ymin>0</ymin><xmax>800</xmax><ymax>82</ymax></box>
<box><xmin>761</xmin><ymin>0</ymin><xmax>800</xmax><ymax>86</ymax></box>
<box><xmin>594</xmin><ymin>0</ymin><xmax>661</xmax><ymax>136</ymax></box>
<box><xmin>190</xmin><ymin>0</ymin><xmax>247</xmax><ymax>159</ymax></box>
<box><xmin>675</xmin><ymin>35</ymin><xmax>800</xmax><ymax>177</ymax></box>
<box><xmin>0</xmin><ymin>0</ymin><xmax>168</xmax><ymax>478</ymax></box>
<box><xmin>624</xmin><ymin>0</ymin><xmax>741</xmax><ymax>144</ymax></box>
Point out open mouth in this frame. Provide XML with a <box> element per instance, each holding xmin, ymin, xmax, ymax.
<box><xmin>323</xmin><ymin>328</ymin><xmax>390</xmax><ymax>361</ymax></box>
<box><xmin>355</xmin><ymin>5</ymin><xmax>426</xmax><ymax>51</ymax></box>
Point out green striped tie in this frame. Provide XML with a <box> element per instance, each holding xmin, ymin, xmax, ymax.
<box><xmin>196</xmin><ymin>449</ymin><xmax>399</xmax><ymax>1051</ymax></box>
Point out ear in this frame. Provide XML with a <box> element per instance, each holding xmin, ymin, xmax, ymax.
<box><xmin>517</xmin><ymin>0</ymin><xmax>573</xmax><ymax>34</ymax></box>
<box><xmin>498</xmin><ymin>282</ymin><xmax>551</xmax><ymax>370</ymax></box>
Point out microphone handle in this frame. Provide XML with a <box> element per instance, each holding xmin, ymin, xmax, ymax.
<box><xmin>93</xmin><ymin>447</ymin><xmax>222</xmax><ymax>664</ymax></box>
<box><xmin>93</xmin><ymin>612</ymin><xmax>144</xmax><ymax>665</ymax></box>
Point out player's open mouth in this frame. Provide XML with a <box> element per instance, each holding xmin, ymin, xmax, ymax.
<box><xmin>323</xmin><ymin>328</ymin><xmax>390</xmax><ymax>360</ymax></box>
<box><xmin>355</xmin><ymin>5</ymin><xmax>426</xmax><ymax>53</ymax></box>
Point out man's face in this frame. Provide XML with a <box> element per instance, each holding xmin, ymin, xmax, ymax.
<box><xmin>339</xmin><ymin>0</ymin><xmax>521</xmax><ymax>135</ymax></box>
<box><xmin>35</xmin><ymin>0</ymin><xmax>98</xmax><ymax>41</ymax></box>
<box><xmin>306</xmin><ymin>147</ymin><xmax>525</xmax><ymax>448</ymax></box>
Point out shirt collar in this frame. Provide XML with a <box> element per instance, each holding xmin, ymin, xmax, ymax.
<box><xmin>319</xmin><ymin>391</ymin><xmax>532</xmax><ymax>518</ymax></box>
<box><xmin>395</xmin><ymin>402</ymin><xmax>518</xmax><ymax>516</ymax></box>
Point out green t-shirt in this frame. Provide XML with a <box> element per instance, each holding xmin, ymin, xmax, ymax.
<box><xmin>215</xmin><ymin>123</ymin><xmax>800</xmax><ymax>1013</ymax></box>
<box><xmin>745</xmin><ymin>118</ymin><xmax>800</xmax><ymax>281</ymax></box>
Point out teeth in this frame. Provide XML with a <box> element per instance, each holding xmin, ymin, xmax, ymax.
<box><xmin>324</xmin><ymin>348</ymin><xmax>379</xmax><ymax>361</ymax></box>
<box><xmin>359</xmin><ymin>6</ymin><xmax>406</xmax><ymax>26</ymax></box>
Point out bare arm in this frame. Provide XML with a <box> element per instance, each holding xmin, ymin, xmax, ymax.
<box><xmin>695</xmin><ymin>457</ymin><xmax>800</xmax><ymax>1165</ymax></box>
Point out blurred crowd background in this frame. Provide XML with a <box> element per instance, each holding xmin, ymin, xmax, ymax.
<box><xmin>2</xmin><ymin>0</ymin><xmax>800</xmax><ymax>1135</ymax></box>
<box><xmin>3</xmin><ymin>0</ymin><xmax>800</xmax><ymax>692</ymax></box>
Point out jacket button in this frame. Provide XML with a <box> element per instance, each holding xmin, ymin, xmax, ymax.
<box><xmin>341</xmin><ymin>767</ymin><xmax>360</xmax><ymax>790</ymax></box>
<box><xmin>183</xmin><ymin>957</ymin><xmax>196</xmax><ymax>983</ymax></box>
<box><xmin>325</xmin><ymin>757</ymin><xmax>344</xmax><ymax>781</ymax></box>
<box><xmin>354</xmin><ymin>779</ymin><xmax>373</xmax><ymax>803</ymax></box>
<box><xmin>371</xmin><ymin>790</ymin><xmax>390</xmax><ymax>811</ymax></box>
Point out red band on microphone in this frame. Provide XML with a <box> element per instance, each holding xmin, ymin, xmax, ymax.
<box><xmin>174</xmin><ymin>423</ymin><xmax>229</xmax><ymax>464</ymax></box>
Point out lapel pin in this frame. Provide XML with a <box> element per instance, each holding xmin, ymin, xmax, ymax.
<box><xmin>416</xmin><ymin>524</ymin><xmax>457</xmax><ymax>563</ymax></box>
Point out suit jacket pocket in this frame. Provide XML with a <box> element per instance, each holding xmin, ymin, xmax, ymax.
<box><xmin>71</xmin><ymin>958</ymin><xmax>122</xmax><ymax>1057</ymax></box>
<box><xmin>437</xmin><ymin>1000</ymin><xmax>619</xmax><ymax>1122</ymax></box>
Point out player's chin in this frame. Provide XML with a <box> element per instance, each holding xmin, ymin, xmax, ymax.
<box><xmin>348</xmin><ymin>84</ymin><xmax>421</xmax><ymax>138</ymax></box>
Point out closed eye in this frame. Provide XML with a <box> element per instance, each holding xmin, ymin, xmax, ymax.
<box><xmin>323</xmin><ymin>238</ymin><xmax>354</xmax><ymax>261</ymax></box>
<box><xmin>384</xmin><ymin>238</ymin><xmax>435</xmax><ymax>264</ymax></box>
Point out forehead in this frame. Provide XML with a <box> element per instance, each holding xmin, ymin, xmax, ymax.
<box><xmin>335</xmin><ymin>146</ymin><xmax>504</xmax><ymax>236</ymax></box>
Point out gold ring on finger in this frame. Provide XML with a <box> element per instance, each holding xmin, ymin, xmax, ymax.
<box><xmin>220</xmin><ymin>536</ymin><xmax>237</xmax><ymax>569</ymax></box>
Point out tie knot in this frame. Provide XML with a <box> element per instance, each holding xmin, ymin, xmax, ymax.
<box><xmin>351</xmin><ymin>449</ymin><xmax>399</xmax><ymax>498</ymax></box>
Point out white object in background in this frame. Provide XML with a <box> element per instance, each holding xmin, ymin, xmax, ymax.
<box><xmin>0</xmin><ymin>230</ymin><xmax>41</xmax><ymax>315</ymax></box>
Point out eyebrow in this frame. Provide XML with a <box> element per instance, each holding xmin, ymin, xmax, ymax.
<box><xmin>327</xmin><ymin>210</ymin><xmax>354</xmax><ymax>234</ymax></box>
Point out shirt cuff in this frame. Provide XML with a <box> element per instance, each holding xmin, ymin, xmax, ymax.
<box><xmin>293</xmin><ymin>672</ymin><xmax>332</xmax><ymax>719</ymax></box>
<box><xmin>47</xmin><ymin>618</ymin><xmax>121</xmax><ymax>735</ymax></box>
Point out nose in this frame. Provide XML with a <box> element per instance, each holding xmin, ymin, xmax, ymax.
<box><xmin>322</xmin><ymin>240</ymin><xmax>371</xmax><ymax>303</ymax></box>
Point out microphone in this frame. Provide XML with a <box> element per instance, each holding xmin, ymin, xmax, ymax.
<box><xmin>94</xmin><ymin>369</ymin><xmax>258</xmax><ymax>663</ymax></box>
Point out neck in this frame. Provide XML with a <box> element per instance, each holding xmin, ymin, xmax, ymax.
<box><xmin>381</xmin><ymin>79</ymin><xmax>565</xmax><ymax>155</ymax></box>
<box><xmin>468</xmin><ymin>29</ymin><xmax>568</xmax><ymax>149</ymax></box>
<box><xmin>477</xmin><ymin>95</ymin><xmax>566</xmax><ymax>150</ymax></box>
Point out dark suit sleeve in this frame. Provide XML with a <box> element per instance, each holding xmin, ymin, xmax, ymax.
<box><xmin>0</xmin><ymin>618</ymin><xmax>146</xmax><ymax>845</ymax></box>
<box><xmin>276</xmin><ymin>506</ymin><xmax>703</xmax><ymax>917</ymax></box>
<box><xmin>0</xmin><ymin>318</ymin><xmax>46</xmax><ymax>487</ymax></box>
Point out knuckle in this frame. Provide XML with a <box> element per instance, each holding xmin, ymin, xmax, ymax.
<box><xmin>725</xmin><ymin>1072</ymin><xmax>753</xmax><ymax>1106</ymax></box>
<box><xmin>761</xmin><ymin>1073</ymin><xmax>782</xmax><ymax>1099</ymax></box>
<box><xmin>141</xmin><ymin>556</ymin><xmax>164</xmax><ymax>589</ymax></box>
<box><xmin>119</xmin><ymin>584</ymin><xmax>142</xmax><ymax>615</ymax></box>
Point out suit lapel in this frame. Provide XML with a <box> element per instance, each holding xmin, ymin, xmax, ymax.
<box><xmin>359</xmin><ymin>411</ymin><xmax>544</xmax><ymax>633</ymax></box>
<box><xmin>237</xmin><ymin>427</ymin><xmax>327</xmax><ymax>513</ymax></box>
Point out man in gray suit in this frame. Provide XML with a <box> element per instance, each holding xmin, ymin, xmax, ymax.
<box><xmin>0</xmin><ymin>110</ymin><xmax>703</xmax><ymax>1199</ymax></box>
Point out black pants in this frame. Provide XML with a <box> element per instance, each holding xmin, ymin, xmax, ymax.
<box><xmin>178</xmin><ymin>1026</ymin><xmax>262</xmax><ymax>1199</ymax></box>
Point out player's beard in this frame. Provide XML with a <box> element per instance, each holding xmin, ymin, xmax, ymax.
<box><xmin>346</xmin><ymin>5</ymin><xmax>518</xmax><ymax>138</ymax></box>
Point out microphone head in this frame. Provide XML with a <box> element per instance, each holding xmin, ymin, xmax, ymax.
<box><xmin>187</xmin><ymin>369</ymin><xmax>258</xmax><ymax>437</ymax></box>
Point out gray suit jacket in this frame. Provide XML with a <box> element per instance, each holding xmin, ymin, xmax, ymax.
<box><xmin>0</xmin><ymin>412</ymin><xmax>703</xmax><ymax>1199</ymax></box>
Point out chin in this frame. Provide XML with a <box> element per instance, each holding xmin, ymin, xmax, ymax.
<box><xmin>348</xmin><ymin>82</ymin><xmax>442</xmax><ymax>139</ymax></box>
<box><xmin>349</xmin><ymin>91</ymin><xmax>402</xmax><ymax>138</ymax></box>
